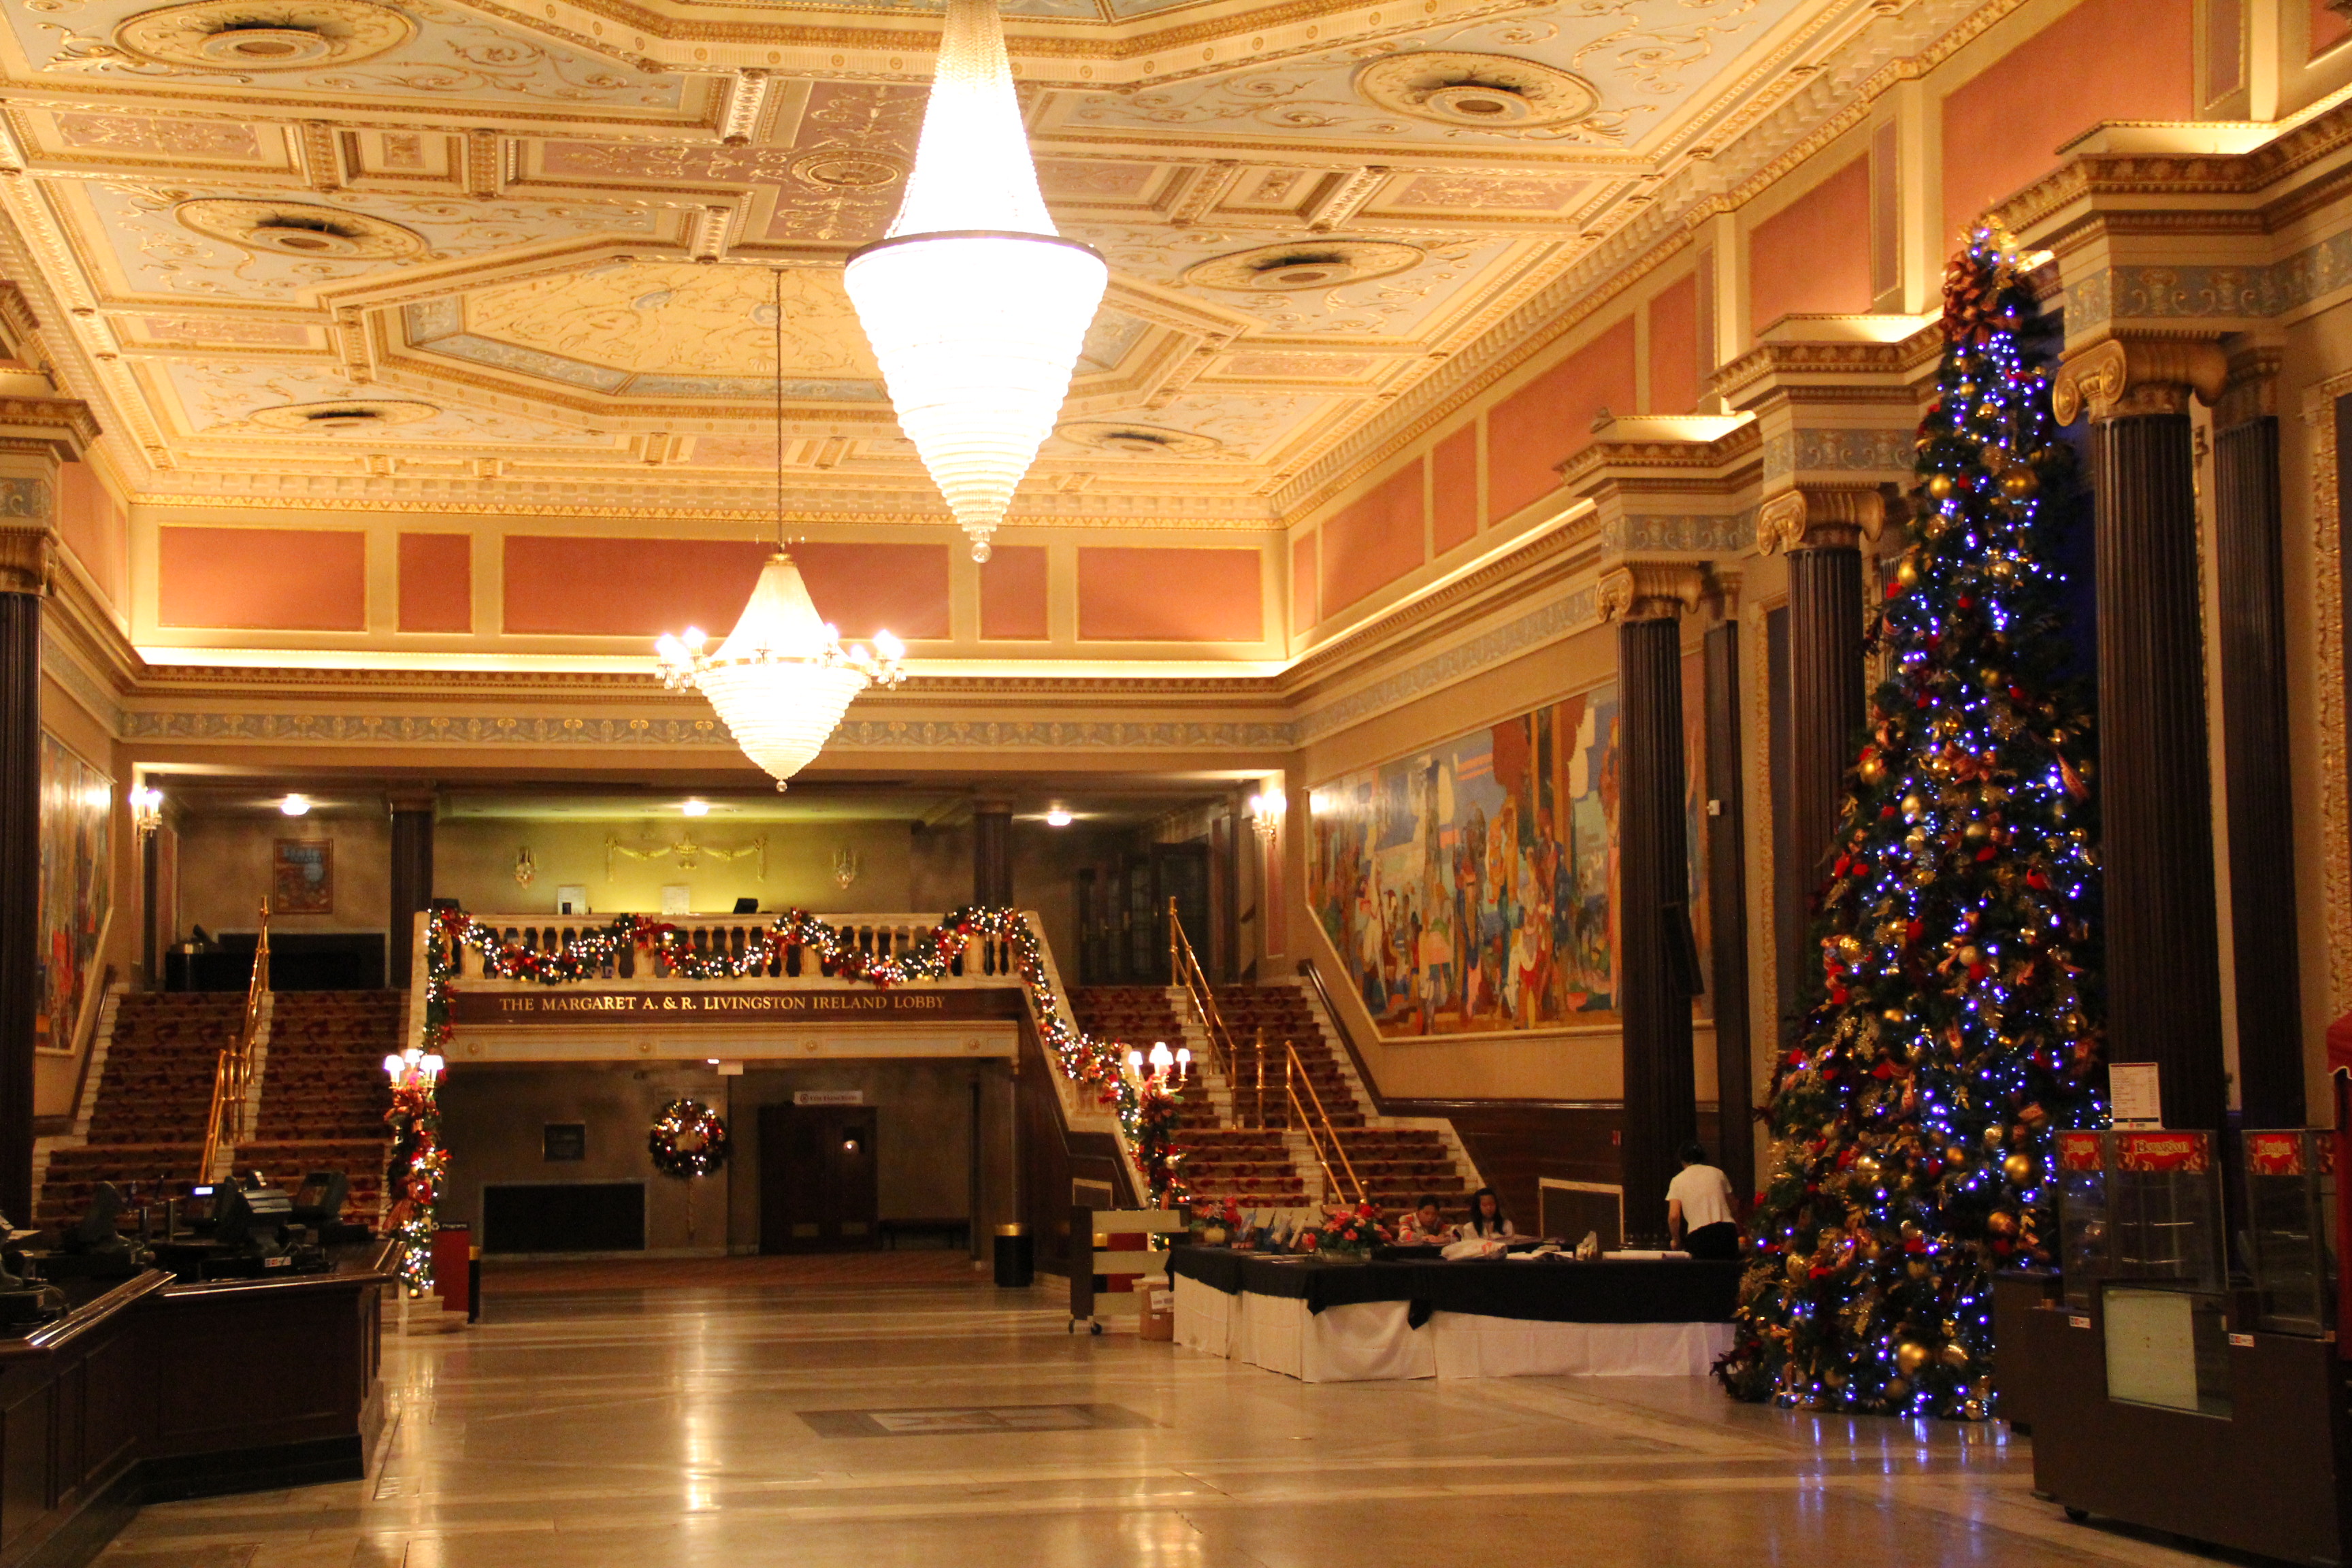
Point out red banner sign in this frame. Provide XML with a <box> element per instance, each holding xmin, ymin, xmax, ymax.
<box><xmin>2247</xmin><ymin>1131</ymin><xmax>2308</xmax><ymax>1177</ymax></box>
<box><xmin>2055</xmin><ymin>1131</ymin><xmax>2104</xmax><ymax>1173</ymax></box>
<box><xmin>2116</xmin><ymin>1130</ymin><xmax>2212</xmax><ymax>1173</ymax></box>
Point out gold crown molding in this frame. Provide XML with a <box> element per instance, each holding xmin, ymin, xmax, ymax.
<box><xmin>0</xmin><ymin>81</ymin><xmax>725</xmax><ymax>139</ymax></box>
<box><xmin>1710</xmin><ymin>328</ymin><xmax>1945</xmax><ymax>410</ymax></box>
<box><xmin>0</xmin><ymin>515</ymin><xmax>53</xmax><ymax>598</ymax></box>
<box><xmin>136</xmin><ymin>488</ymin><xmax>1280</xmax><ymax>525</ymax></box>
<box><xmin>1597</xmin><ymin>559</ymin><xmax>1708</xmax><ymax>623</ymax></box>
<box><xmin>1556</xmin><ymin>419</ymin><xmax>1763</xmax><ymax>492</ymax></box>
<box><xmin>1754</xmin><ymin>481</ymin><xmax>1891</xmax><ymax>555</ymax></box>
<box><xmin>1997</xmin><ymin>98</ymin><xmax>2352</xmax><ymax>240</ymax></box>
<box><xmin>2051</xmin><ymin>333</ymin><xmax>2228</xmax><ymax>423</ymax></box>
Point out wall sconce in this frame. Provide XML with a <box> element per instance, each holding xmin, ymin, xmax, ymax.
<box><xmin>129</xmin><ymin>785</ymin><xmax>163</xmax><ymax>840</ymax></box>
<box><xmin>832</xmin><ymin>848</ymin><xmax>861</xmax><ymax>889</ymax></box>
<box><xmin>1246</xmin><ymin>786</ymin><xmax>1286</xmax><ymax>843</ymax></box>
<box><xmin>382</xmin><ymin>1046</ymin><xmax>444</xmax><ymax>1085</ymax></box>
<box><xmin>841</xmin><ymin>1132</ymin><xmax>864</xmax><ymax>1155</ymax></box>
<box><xmin>514</xmin><ymin>847</ymin><xmax>537</xmax><ymax>886</ymax></box>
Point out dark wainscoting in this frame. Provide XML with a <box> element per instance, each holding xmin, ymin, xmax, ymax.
<box><xmin>0</xmin><ymin>1251</ymin><xmax>387</xmax><ymax>1568</ymax></box>
<box><xmin>1383</xmin><ymin>1101</ymin><xmax>1724</xmax><ymax>1239</ymax></box>
<box><xmin>1015</xmin><ymin>1017</ymin><xmax>1135</xmax><ymax>1276</ymax></box>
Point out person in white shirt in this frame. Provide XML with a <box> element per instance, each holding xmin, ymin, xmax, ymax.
<box><xmin>1456</xmin><ymin>1187</ymin><xmax>1516</xmax><ymax>1242</ymax></box>
<box><xmin>1666</xmin><ymin>1142</ymin><xmax>1740</xmax><ymax>1260</ymax></box>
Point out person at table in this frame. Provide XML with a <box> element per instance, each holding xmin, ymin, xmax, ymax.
<box><xmin>1394</xmin><ymin>1194</ymin><xmax>1450</xmax><ymax>1245</ymax></box>
<box><xmin>1456</xmin><ymin>1187</ymin><xmax>1515</xmax><ymax>1242</ymax></box>
<box><xmin>1667</xmin><ymin>1141</ymin><xmax>1741</xmax><ymax>1260</ymax></box>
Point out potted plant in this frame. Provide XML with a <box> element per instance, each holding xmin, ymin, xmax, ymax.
<box><xmin>1301</xmin><ymin>1203</ymin><xmax>1388</xmax><ymax>1263</ymax></box>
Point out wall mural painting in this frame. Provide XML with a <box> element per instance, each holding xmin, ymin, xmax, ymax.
<box><xmin>1309</xmin><ymin>655</ymin><xmax>1712</xmax><ymax>1039</ymax></box>
<box><xmin>37</xmin><ymin>734</ymin><xmax>112</xmax><ymax>1054</ymax></box>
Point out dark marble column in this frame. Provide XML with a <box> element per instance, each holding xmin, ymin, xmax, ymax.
<box><xmin>1703</xmin><ymin>612</ymin><xmax>1755</xmax><ymax>1194</ymax></box>
<box><xmin>1607</xmin><ymin>562</ymin><xmax>1705</xmax><ymax>1247</ymax></box>
<box><xmin>1760</xmin><ymin>487</ymin><xmax>1878</xmax><ymax>891</ymax></box>
<box><xmin>0</xmin><ymin>524</ymin><xmax>49</xmax><ymax>1222</ymax></box>
<box><xmin>387</xmin><ymin>793</ymin><xmax>437</xmax><ymax>991</ymax></box>
<box><xmin>2057</xmin><ymin>336</ymin><xmax>2230</xmax><ymax>1132</ymax></box>
<box><xmin>973</xmin><ymin>802</ymin><xmax>1013</xmax><ymax>909</ymax></box>
<box><xmin>2214</xmin><ymin>366</ymin><xmax>2304</xmax><ymax>1129</ymax></box>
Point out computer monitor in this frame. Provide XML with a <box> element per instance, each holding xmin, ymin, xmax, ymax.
<box><xmin>181</xmin><ymin>1184</ymin><xmax>217</xmax><ymax>1228</ymax></box>
<box><xmin>290</xmin><ymin>1171</ymin><xmax>347</xmax><ymax>1225</ymax></box>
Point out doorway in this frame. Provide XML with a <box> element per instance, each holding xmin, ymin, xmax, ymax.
<box><xmin>758</xmin><ymin>1104</ymin><xmax>879</xmax><ymax>1254</ymax></box>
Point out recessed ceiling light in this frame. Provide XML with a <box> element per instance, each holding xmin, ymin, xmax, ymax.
<box><xmin>278</xmin><ymin>793</ymin><xmax>311</xmax><ymax>817</ymax></box>
<box><xmin>681</xmin><ymin>799</ymin><xmax>710</xmax><ymax>817</ymax></box>
<box><xmin>1045</xmin><ymin>806</ymin><xmax>1073</xmax><ymax>828</ymax></box>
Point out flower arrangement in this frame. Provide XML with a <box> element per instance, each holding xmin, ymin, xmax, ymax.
<box><xmin>1189</xmin><ymin>1198</ymin><xmax>1244</xmax><ymax>1245</ymax></box>
<box><xmin>1301</xmin><ymin>1203</ymin><xmax>1389</xmax><ymax>1261</ymax></box>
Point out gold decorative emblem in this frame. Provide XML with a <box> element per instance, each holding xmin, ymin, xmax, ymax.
<box><xmin>1054</xmin><ymin>421</ymin><xmax>1222</xmax><ymax>457</ymax></box>
<box><xmin>175</xmin><ymin>198</ymin><xmax>428</xmax><ymax>260</ymax></box>
<box><xmin>112</xmin><ymin>0</ymin><xmax>415</xmax><ymax>70</ymax></box>
<box><xmin>1352</xmin><ymin>51</ymin><xmax>1600</xmax><ymax>130</ymax></box>
<box><xmin>789</xmin><ymin>150</ymin><xmax>908</xmax><ymax>191</ymax></box>
<box><xmin>1182</xmin><ymin>239</ymin><xmax>1423</xmax><ymax>293</ymax></box>
<box><xmin>248</xmin><ymin>399</ymin><xmax>438</xmax><ymax>431</ymax></box>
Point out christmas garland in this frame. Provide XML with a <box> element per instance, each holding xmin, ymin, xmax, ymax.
<box><xmin>420</xmin><ymin>906</ymin><xmax>1186</xmax><ymax>1205</ymax></box>
<box><xmin>649</xmin><ymin>1099</ymin><xmax>731</xmax><ymax>1179</ymax></box>
<box><xmin>383</xmin><ymin>1075</ymin><xmax>444</xmax><ymax>1296</ymax></box>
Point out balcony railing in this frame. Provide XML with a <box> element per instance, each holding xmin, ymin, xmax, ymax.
<box><xmin>433</xmin><ymin>913</ymin><xmax>1019</xmax><ymax>985</ymax></box>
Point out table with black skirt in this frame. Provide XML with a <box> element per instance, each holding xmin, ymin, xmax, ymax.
<box><xmin>1165</xmin><ymin>1247</ymin><xmax>1742</xmax><ymax>1383</ymax></box>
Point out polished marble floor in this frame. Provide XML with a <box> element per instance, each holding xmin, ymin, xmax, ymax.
<box><xmin>99</xmin><ymin>1260</ymin><xmax>2235</xmax><ymax>1568</ymax></box>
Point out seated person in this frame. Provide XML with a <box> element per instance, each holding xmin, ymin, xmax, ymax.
<box><xmin>1667</xmin><ymin>1141</ymin><xmax>1742</xmax><ymax>1260</ymax></box>
<box><xmin>1456</xmin><ymin>1186</ymin><xmax>1516</xmax><ymax>1242</ymax></box>
<box><xmin>1393</xmin><ymin>1194</ymin><xmax>1450</xmax><ymax>1245</ymax></box>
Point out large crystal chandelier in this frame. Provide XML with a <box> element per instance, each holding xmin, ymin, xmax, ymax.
<box><xmin>844</xmin><ymin>0</ymin><xmax>1107</xmax><ymax>563</ymax></box>
<box><xmin>657</xmin><ymin>274</ymin><xmax>906</xmax><ymax>790</ymax></box>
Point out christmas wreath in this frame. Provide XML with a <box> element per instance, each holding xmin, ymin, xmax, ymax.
<box><xmin>648</xmin><ymin>1098</ymin><xmax>730</xmax><ymax>1179</ymax></box>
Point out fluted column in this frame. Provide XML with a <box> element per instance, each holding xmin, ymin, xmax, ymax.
<box><xmin>1702</xmin><ymin>594</ymin><xmax>1754</xmax><ymax>1192</ymax></box>
<box><xmin>0</xmin><ymin>502</ymin><xmax>52</xmax><ymax>1222</ymax></box>
<box><xmin>1604</xmin><ymin>561</ymin><xmax>1707</xmax><ymax>1247</ymax></box>
<box><xmin>387</xmin><ymin>792</ymin><xmax>437</xmax><ymax>992</ymax></box>
<box><xmin>1758</xmin><ymin>486</ymin><xmax>1882</xmax><ymax>892</ymax></box>
<box><xmin>973</xmin><ymin>801</ymin><xmax>1013</xmax><ymax>908</ymax></box>
<box><xmin>2213</xmin><ymin>356</ymin><xmax>2304</xmax><ymax>1128</ymax></box>
<box><xmin>2056</xmin><ymin>335</ymin><xmax>2231</xmax><ymax>1132</ymax></box>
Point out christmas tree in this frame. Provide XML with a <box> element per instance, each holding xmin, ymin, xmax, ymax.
<box><xmin>1715</xmin><ymin>225</ymin><xmax>2106</xmax><ymax>1420</ymax></box>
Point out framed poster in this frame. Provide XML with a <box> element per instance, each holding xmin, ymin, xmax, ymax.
<box><xmin>37</xmin><ymin>734</ymin><xmax>112</xmax><ymax>1054</ymax></box>
<box><xmin>273</xmin><ymin>838</ymin><xmax>333</xmax><ymax>915</ymax></box>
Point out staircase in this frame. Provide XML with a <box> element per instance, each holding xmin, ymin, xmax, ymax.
<box><xmin>35</xmin><ymin>990</ymin><xmax>244</xmax><ymax>1226</ymax></box>
<box><xmin>234</xmin><ymin>990</ymin><xmax>400</xmax><ymax>1224</ymax></box>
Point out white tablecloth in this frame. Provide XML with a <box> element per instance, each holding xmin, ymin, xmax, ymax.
<box><xmin>1173</xmin><ymin>1275</ymin><xmax>1733</xmax><ymax>1384</ymax></box>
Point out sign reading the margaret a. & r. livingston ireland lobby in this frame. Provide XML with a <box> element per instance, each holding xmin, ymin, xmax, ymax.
<box><xmin>443</xmin><ymin>987</ymin><xmax>1024</xmax><ymax>1025</ymax></box>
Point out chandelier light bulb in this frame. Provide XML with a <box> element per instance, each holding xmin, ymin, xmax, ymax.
<box><xmin>657</xmin><ymin>553</ymin><xmax>905</xmax><ymax>790</ymax></box>
<box><xmin>845</xmin><ymin>0</ymin><xmax>1107</xmax><ymax>564</ymax></box>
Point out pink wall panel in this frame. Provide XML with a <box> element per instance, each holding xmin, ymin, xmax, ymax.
<box><xmin>55</xmin><ymin>461</ymin><xmax>124</xmax><ymax>608</ymax></box>
<box><xmin>1078</xmin><ymin>547</ymin><xmax>1262</xmax><ymax>642</ymax></box>
<box><xmin>502</xmin><ymin>536</ymin><xmax>766</xmax><ymax>638</ymax></box>
<box><xmin>1291</xmin><ymin>531</ymin><xmax>1319</xmax><ymax>632</ymax></box>
<box><xmin>1321</xmin><ymin>459</ymin><xmax>1426</xmax><ymax>615</ymax></box>
<box><xmin>397</xmin><ymin>534</ymin><xmax>472</xmax><ymax>634</ymax></box>
<box><xmin>1485</xmin><ymin>316</ymin><xmax>1637</xmax><ymax>524</ymax></box>
<box><xmin>790</xmin><ymin>542</ymin><xmax>952</xmax><ymax>640</ymax></box>
<box><xmin>979</xmin><ymin>544</ymin><xmax>1049</xmax><ymax>640</ymax></box>
<box><xmin>158</xmin><ymin>527</ymin><xmax>365</xmax><ymax>631</ymax></box>
<box><xmin>1942</xmin><ymin>0</ymin><xmax>2192</xmax><ymax>237</ymax></box>
<box><xmin>1432</xmin><ymin>426</ymin><xmax>1478</xmax><ymax>553</ymax></box>
<box><xmin>1646</xmin><ymin>276</ymin><xmax>1701</xmax><ymax>415</ymax></box>
<box><xmin>2316</xmin><ymin>0</ymin><xmax>2349</xmax><ymax>54</ymax></box>
<box><xmin>1748</xmin><ymin>157</ymin><xmax>1873</xmax><ymax>333</ymax></box>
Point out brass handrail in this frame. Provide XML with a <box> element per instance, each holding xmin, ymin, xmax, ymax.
<box><xmin>1166</xmin><ymin>898</ymin><xmax>1238</xmax><ymax>1085</ymax></box>
<box><xmin>1283</xmin><ymin>1038</ymin><xmax>1365</xmax><ymax>1207</ymax></box>
<box><xmin>199</xmin><ymin>899</ymin><xmax>269</xmax><ymax>1181</ymax></box>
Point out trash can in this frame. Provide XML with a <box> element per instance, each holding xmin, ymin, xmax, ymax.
<box><xmin>992</xmin><ymin>1222</ymin><xmax>1033</xmax><ymax>1288</ymax></box>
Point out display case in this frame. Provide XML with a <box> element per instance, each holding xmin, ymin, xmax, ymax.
<box><xmin>2108</xmin><ymin>1130</ymin><xmax>2227</xmax><ymax>1292</ymax></box>
<box><xmin>2054</xmin><ymin>1130</ymin><xmax>2107</xmax><ymax>1311</ymax></box>
<box><xmin>2242</xmin><ymin>1129</ymin><xmax>2338</xmax><ymax>1338</ymax></box>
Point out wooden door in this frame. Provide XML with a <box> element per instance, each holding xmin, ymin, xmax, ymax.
<box><xmin>759</xmin><ymin>1105</ymin><xmax>879</xmax><ymax>1254</ymax></box>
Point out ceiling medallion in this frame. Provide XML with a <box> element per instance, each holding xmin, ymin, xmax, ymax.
<box><xmin>112</xmin><ymin>0</ymin><xmax>416</xmax><ymax>70</ymax></box>
<box><xmin>176</xmin><ymin>199</ymin><xmax>427</xmax><ymax>260</ymax></box>
<box><xmin>248</xmin><ymin>399</ymin><xmax>438</xmax><ymax>431</ymax></box>
<box><xmin>1183</xmin><ymin>239</ymin><xmax>1424</xmax><ymax>293</ymax></box>
<box><xmin>1352</xmin><ymin>50</ymin><xmax>1601</xmax><ymax>129</ymax></box>
<box><xmin>1055</xmin><ymin>421</ymin><xmax>1222</xmax><ymax>457</ymax></box>
<box><xmin>791</xmin><ymin>150</ymin><xmax>908</xmax><ymax>191</ymax></box>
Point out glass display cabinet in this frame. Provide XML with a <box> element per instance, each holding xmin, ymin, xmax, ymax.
<box><xmin>2242</xmin><ymin>1129</ymin><xmax>2338</xmax><ymax>1339</ymax></box>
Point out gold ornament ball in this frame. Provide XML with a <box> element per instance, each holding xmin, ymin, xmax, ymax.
<box><xmin>1988</xmin><ymin>557</ymin><xmax>2017</xmax><ymax>582</ymax></box>
<box><xmin>1944</xmin><ymin>1144</ymin><xmax>1970</xmax><ymax>1166</ymax></box>
<box><xmin>1957</xmin><ymin>945</ymin><xmax>1981</xmax><ymax>966</ymax></box>
<box><xmin>1894</xmin><ymin>1341</ymin><xmax>1931</xmax><ymax>1377</ymax></box>
<box><xmin>1941</xmin><ymin>1342</ymin><xmax>1972</xmax><ymax>1369</ymax></box>
<box><xmin>1896</xmin><ymin>559</ymin><xmax>1921</xmax><ymax>587</ymax></box>
<box><xmin>1859</xmin><ymin>756</ymin><xmax>1886</xmax><ymax>785</ymax></box>
<box><xmin>2003</xmin><ymin>1152</ymin><xmax>2035</xmax><ymax>1185</ymax></box>
<box><xmin>1901</xmin><ymin>794</ymin><xmax>1925</xmax><ymax>820</ymax></box>
<box><xmin>1925</xmin><ymin>474</ymin><xmax>1955</xmax><ymax>500</ymax></box>
<box><xmin>1999</xmin><ymin>466</ymin><xmax>2039</xmax><ymax>500</ymax></box>
<box><xmin>1963</xmin><ymin>1399</ymin><xmax>1986</xmax><ymax>1420</ymax></box>
<box><xmin>1983</xmin><ymin>1123</ymin><xmax>2008</xmax><ymax>1151</ymax></box>
<box><xmin>1986</xmin><ymin>1209</ymin><xmax>2018</xmax><ymax>1237</ymax></box>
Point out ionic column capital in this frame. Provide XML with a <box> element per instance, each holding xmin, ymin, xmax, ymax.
<box><xmin>1599</xmin><ymin>560</ymin><xmax>1711</xmax><ymax>623</ymax></box>
<box><xmin>1756</xmin><ymin>483</ymin><xmax>1889</xmax><ymax>555</ymax></box>
<box><xmin>0</xmin><ymin>472</ymin><xmax>54</xmax><ymax>598</ymax></box>
<box><xmin>2052</xmin><ymin>333</ymin><xmax>2227</xmax><ymax>423</ymax></box>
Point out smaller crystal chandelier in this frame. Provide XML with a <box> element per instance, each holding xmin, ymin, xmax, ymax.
<box><xmin>657</xmin><ymin>273</ymin><xmax>907</xmax><ymax>790</ymax></box>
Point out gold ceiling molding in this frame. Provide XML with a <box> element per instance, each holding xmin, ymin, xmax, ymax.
<box><xmin>112</xmin><ymin>0</ymin><xmax>417</xmax><ymax>71</ymax></box>
<box><xmin>1351</xmin><ymin>50</ymin><xmax>1599</xmax><ymax>130</ymax></box>
<box><xmin>174</xmin><ymin>196</ymin><xmax>429</xmax><ymax>261</ymax></box>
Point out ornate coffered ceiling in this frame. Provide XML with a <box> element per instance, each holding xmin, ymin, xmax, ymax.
<box><xmin>0</xmin><ymin>0</ymin><xmax>1963</xmax><ymax>523</ymax></box>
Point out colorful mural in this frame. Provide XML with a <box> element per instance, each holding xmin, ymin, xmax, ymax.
<box><xmin>1309</xmin><ymin>687</ymin><xmax>1622</xmax><ymax>1035</ymax></box>
<box><xmin>1309</xmin><ymin>661</ymin><xmax>1712</xmax><ymax>1038</ymax></box>
<box><xmin>37</xmin><ymin>734</ymin><xmax>111</xmax><ymax>1054</ymax></box>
